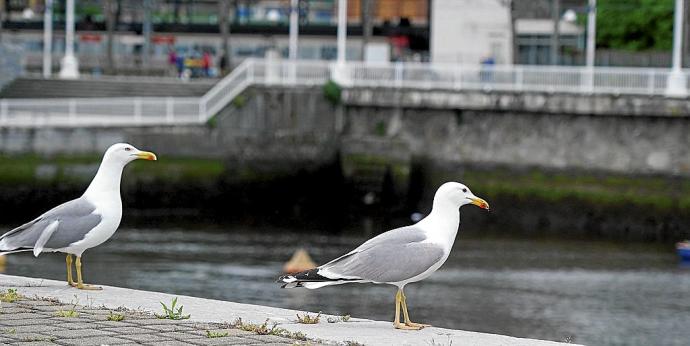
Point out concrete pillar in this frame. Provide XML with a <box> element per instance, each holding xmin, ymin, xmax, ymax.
<box><xmin>42</xmin><ymin>0</ymin><xmax>53</xmax><ymax>78</ymax></box>
<box><xmin>337</xmin><ymin>0</ymin><xmax>347</xmax><ymax>64</ymax></box>
<box><xmin>289</xmin><ymin>0</ymin><xmax>299</xmax><ymax>60</ymax></box>
<box><xmin>59</xmin><ymin>0</ymin><xmax>79</xmax><ymax>79</ymax></box>
<box><xmin>142</xmin><ymin>0</ymin><xmax>153</xmax><ymax>68</ymax></box>
<box><xmin>550</xmin><ymin>0</ymin><xmax>560</xmax><ymax>65</ymax></box>
<box><xmin>586</xmin><ymin>0</ymin><xmax>596</xmax><ymax>68</ymax></box>
<box><xmin>667</xmin><ymin>0</ymin><xmax>687</xmax><ymax>97</ymax></box>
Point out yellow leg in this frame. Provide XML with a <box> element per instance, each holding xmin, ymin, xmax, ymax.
<box><xmin>66</xmin><ymin>255</ymin><xmax>75</xmax><ymax>286</ymax></box>
<box><xmin>75</xmin><ymin>256</ymin><xmax>102</xmax><ymax>290</ymax></box>
<box><xmin>393</xmin><ymin>289</ymin><xmax>420</xmax><ymax>330</ymax></box>
<box><xmin>401</xmin><ymin>290</ymin><xmax>431</xmax><ymax>329</ymax></box>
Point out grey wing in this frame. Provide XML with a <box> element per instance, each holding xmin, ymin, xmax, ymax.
<box><xmin>321</xmin><ymin>226</ymin><xmax>445</xmax><ymax>283</ymax></box>
<box><xmin>0</xmin><ymin>198</ymin><xmax>102</xmax><ymax>252</ymax></box>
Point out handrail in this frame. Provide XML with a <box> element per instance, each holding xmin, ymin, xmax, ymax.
<box><xmin>0</xmin><ymin>59</ymin><xmax>688</xmax><ymax>128</ymax></box>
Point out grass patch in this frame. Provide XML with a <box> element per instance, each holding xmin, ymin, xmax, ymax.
<box><xmin>0</xmin><ymin>154</ymin><xmax>226</xmax><ymax>185</ymax></box>
<box><xmin>205</xmin><ymin>330</ymin><xmax>229</xmax><ymax>338</ymax></box>
<box><xmin>22</xmin><ymin>336</ymin><xmax>56</xmax><ymax>342</ymax></box>
<box><xmin>155</xmin><ymin>297</ymin><xmax>190</xmax><ymax>320</ymax></box>
<box><xmin>55</xmin><ymin>307</ymin><xmax>78</xmax><ymax>318</ymax></box>
<box><xmin>296</xmin><ymin>312</ymin><xmax>321</xmax><ymax>324</ymax></box>
<box><xmin>344</xmin><ymin>341</ymin><xmax>365</xmax><ymax>346</ymax></box>
<box><xmin>444</xmin><ymin>167</ymin><xmax>690</xmax><ymax>213</ymax></box>
<box><xmin>0</xmin><ymin>289</ymin><xmax>21</xmax><ymax>303</ymax></box>
<box><xmin>326</xmin><ymin>314</ymin><xmax>351</xmax><ymax>323</ymax></box>
<box><xmin>232</xmin><ymin>318</ymin><xmax>307</xmax><ymax>341</ymax></box>
<box><xmin>106</xmin><ymin>311</ymin><xmax>125</xmax><ymax>321</ymax></box>
<box><xmin>323</xmin><ymin>80</ymin><xmax>342</xmax><ymax>105</ymax></box>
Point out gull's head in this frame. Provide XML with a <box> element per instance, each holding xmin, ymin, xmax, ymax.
<box><xmin>435</xmin><ymin>182</ymin><xmax>490</xmax><ymax>210</ymax></box>
<box><xmin>103</xmin><ymin>143</ymin><xmax>157</xmax><ymax>165</ymax></box>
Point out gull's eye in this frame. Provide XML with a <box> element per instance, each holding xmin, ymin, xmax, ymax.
<box><xmin>124</xmin><ymin>147</ymin><xmax>132</xmax><ymax>152</ymax></box>
<box><xmin>462</xmin><ymin>188</ymin><xmax>467</xmax><ymax>193</ymax></box>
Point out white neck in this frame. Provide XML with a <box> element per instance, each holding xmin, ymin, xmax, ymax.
<box><xmin>83</xmin><ymin>155</ymin><xmax>125</xmax><ymax>198</ymax></box>
<box><xmin>418</xmin><ymin>197</ymin><xmax>461</xmax><ymax>247</ymax></box>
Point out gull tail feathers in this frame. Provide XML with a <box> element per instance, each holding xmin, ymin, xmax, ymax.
<box><xmin>0</xmin><ymin>239</ymin><xmax>33</xmax><ymax>255</ymax></box>
<box><xmin>278</xmin><ymin>268</ymin><xmax>360</xmax><ymax>289</ymax></box>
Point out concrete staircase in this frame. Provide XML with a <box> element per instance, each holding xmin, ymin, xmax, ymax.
<box><xmin>0</xmin><ymin>76</ymin><xmax>217</xmax><ymax>99</ymax></box>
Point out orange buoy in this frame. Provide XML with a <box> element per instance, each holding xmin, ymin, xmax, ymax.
<box><xmin>283</xmin><ymin>248</ymin><xmax>317</xmax><ymax>274</ymax></box>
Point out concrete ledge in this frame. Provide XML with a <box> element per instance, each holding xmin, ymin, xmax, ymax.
<box><xmin>0</xmin><ymin>274</ymin><xmax>577</xmax><ymax>346</ymax></box>
<box><xmin>342</xmin><ymin>87</ymin><xmax>690</xmax><ymax>117</ymax></box>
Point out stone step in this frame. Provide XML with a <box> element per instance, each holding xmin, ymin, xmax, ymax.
<box><xmin>0</xmin><ymin>77</ymin><xmax>216</xmax><ymax>99</ymax></box>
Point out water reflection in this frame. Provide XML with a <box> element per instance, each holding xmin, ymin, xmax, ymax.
<box><xmin>2</xmin><ymin>226</ymin><xmax>688</xmax><ymax>346</ymax></box>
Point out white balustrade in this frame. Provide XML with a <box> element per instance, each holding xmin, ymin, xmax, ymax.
<box><xmin>0</xmin><ymin>58</ymin><xmax>686</xmax><ymax>128</ymax></box>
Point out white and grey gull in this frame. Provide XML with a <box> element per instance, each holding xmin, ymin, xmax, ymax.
<box><xmin>279</xmin><ymin>182</ymin><xmax>490</xmax><ymax>330</ymax></box>
<box><xmin>0</xmin><ymin>143</ymin><xmax>157</xmax><ymax>290</ymax></box>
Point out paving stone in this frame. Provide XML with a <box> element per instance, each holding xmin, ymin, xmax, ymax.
<box><xmin>43</xmin><ymin>328</ymin><xmax>114</xmax><ymax>339</ymax></box>
<box><xmin>188</xmin><ymin>328</ymin><xmax>255</xmax><ymax>337</ymax></box>
<box><xmin>0</xmin><ymin>307</ymin><xmax>35</xmax><ymax>313</ymax></box>
<box><xmin>0</xmin><ymin>335</ymin><xmax>17</xmax><ymax>343</ymax></box>
<box><xmin>12</xmin><ymin>332</ymin><xmax>56</xmax><ymax>343</ymax></box>
<box><xmin>138</xmin><ymin>324</ymin><xmax>195</xmax><ymax>332</ymax></box>
<box><xmin>12</xmin><ymin>325</ymin><xmax>66</xmax><ymax>334</ymax></box>
<box><xmin>31</xmin><ymin>305</ymin><xmax>81</xmax><ymax>312</ymax></box>
<box><xmin>50</xmin><ymin>315</ymin><xmax>92</xmax><ymax>323</ymax></box>
<box><xmin>161</xmin><ymin>331</ymin><xmax>206</xmax><ymax>340</ymax></box>
<box><xmin>125</xmin><ymin>318</ymin><xmax>174</xmax><ymax>326</ymax></box>
<box><xmin>12</xmin><ymin>341</ymin><xmax>58</xmax><ymax>346</ymax></box>
<box><xmin>72</xmin><ymin>314</ymin><xmax>111</xmax><ymax>321</ymax></box>
<box><xmin>142</xmin><ymin>341</ymin><xmax>197</xmax><ymax>346</ymax></box>
<box><xmin>182</xmin><ymin>322</ymin><xmax>220</xmax><ymax>330</ymax></box>
<box><xmin>78</xmin><ymin>309</ymin><xmax>112</xmax><ymax>315</ymax></box>
<box><xmin>118</xmin><ymin>333</ymin><xmax>175</xmax><ymax>343</ymax></box>
<box><xmin>0</xmin><ymin>312</ymin><xmax>52</xmax><ymax>320</ymax></box>
<box><xmin>244</xmin><ymin>334</ymin><xmax>296</xmax><ymax>343</ymax></box>
<box><xmin>91</xmin><ymin>320</ymin><xmax>137</xmax><ymax>328</ymax></box>
<box><xmin>17</xmin><ymin>300</ymin><xmax>60</xmax><ymax>307</ymax></box>
<box><xmin>3</xmin><ymin>297</ymin><xmax>318</xmax><ymax>346</ymax></box>
<box><xmin>53</xmin><ymin>322</ymin><xmax>102</xmax><ymax>330</ymax></box>
<box><xmin>0</xmin><ymin>319</ymin><xmax>60</xmax><ymax>326</ymax></box>
<box><xmin>53</xmin><ymin>335</ymin><xmax>132</xmax><ymax>346</ymax></box>
<box><xmin>188</xmin><ymin>337</ymin><xmax>260</xmax><ymax>346</ymax></box>
<box><xmin>101</xmin><ymin>326</ymin><xmax>156</xmax><ymax>334</ymax></box>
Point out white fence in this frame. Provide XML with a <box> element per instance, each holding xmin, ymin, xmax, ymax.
<box><xmin>0</xmin><ymin>58</ymin><xmax>688</xmax><ymax>128</ymax></box>
<box><xmin>340</xmin><ymin>63</ymin><xmax>678</xmax><ymax>95</ymax></box>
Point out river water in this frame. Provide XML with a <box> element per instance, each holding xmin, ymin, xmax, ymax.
<box><xmin>2</xmin><ymin>226</ymin><xmax>688</xmax><ymax>346</ymax></box>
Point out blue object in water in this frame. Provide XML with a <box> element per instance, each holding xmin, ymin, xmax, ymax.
<box><xmin>677</xmin><ymin>241</ymin><xmax>690</xmax><ymax>262</ymax></box>
<box><xmin>678</xmin><ymin>247</ymin><xmax>690</xmax><ymax>262</ymax></box>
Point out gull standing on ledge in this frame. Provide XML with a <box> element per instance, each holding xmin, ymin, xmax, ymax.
<box><xmin>279</xmin><ymin>182</ymin><xmax>490</xmax><ymax>330</ymax></box>
<box><xmin>0</xmin><ymin>143</ymin><xmax>157</xmax><ymax>290</ymax></box>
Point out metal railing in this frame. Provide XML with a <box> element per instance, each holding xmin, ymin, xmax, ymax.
<box><xmin>0</xmin><ymin>97</ymin><xmax>201</xmax><ymax>127</ymax></box>
<box><xmin>1</xmin><ymin>58</ymin><xmax>688</xmax><ymax>128</ymax></box>
<box><xmin>337</xmin><ymin>62</ymin><xmax>678</xmax><ymax>95</ymax></box>
<box><xmin>0</xmin><ymin>58</ymin><xmax>332</xmax><ymax>128</ymax></box>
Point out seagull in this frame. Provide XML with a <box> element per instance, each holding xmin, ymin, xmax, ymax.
<box><xmin>0</xmin><ymin>143</ymin><xmax>157</xmax><ymax>290</ymax></box>
<box><xmin>279</xmin><ymin>182</ymin><xmax>489</xmax><ymax>330</ymax></box>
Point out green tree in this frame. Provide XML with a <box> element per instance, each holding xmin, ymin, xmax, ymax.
<box><xmin>597</xmin><ymin>0</ymin><xmax>674</xmax><ymax>51</ymax></box>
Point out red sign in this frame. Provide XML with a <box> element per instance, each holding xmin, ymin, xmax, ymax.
<box><xmin>152</xmin><ymin>35</ymin><xmax>176</xmax><ymax>45</ymax></box>
<box><xmin>80</xmin><ymin>34</ymin><xmax>102</xmax><ymax>43</ymax></box>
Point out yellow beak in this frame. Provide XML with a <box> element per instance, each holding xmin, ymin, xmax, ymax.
<box><xmin>136</xmin><ymin>151</ymin><xmax>157</xmax><ymax>161</ymax></box>
<box><xmin>469</xmin><ymin>197</ymin><xmax>490</xmax><ymax>210</ymax></box>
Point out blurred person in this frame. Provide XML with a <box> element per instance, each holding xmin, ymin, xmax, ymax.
<box><xmin>175</xmin><ymin>54</ymin><xmax>185</xmax><ymax>78</ymax></box>
<box><xmin>202</xmin><ymin>51</ymin><xmax>212</xmax><ymax>77</ymax></box>
<box><xmin>167</xmin><ymin>47</ymin><xmax>178</xmax><ymax>77</ymax></box>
